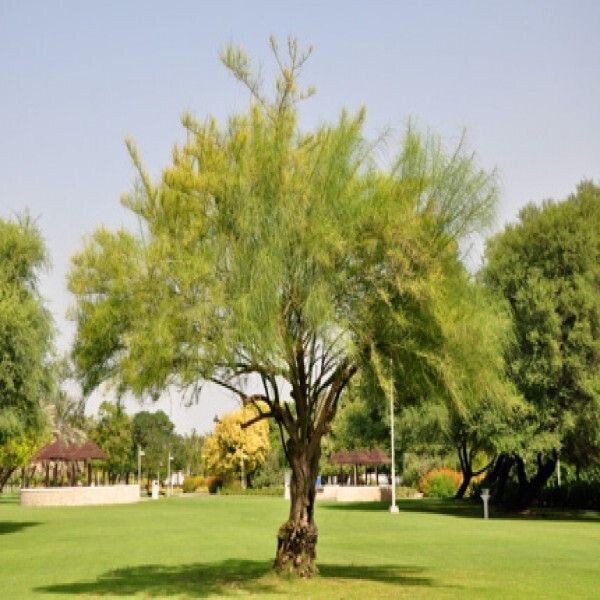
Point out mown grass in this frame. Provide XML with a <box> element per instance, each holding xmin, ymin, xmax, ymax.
<box><xmin>0</xmin><ymin>492</ymin><xmax>598</xmax><ymax>598</ymax></box>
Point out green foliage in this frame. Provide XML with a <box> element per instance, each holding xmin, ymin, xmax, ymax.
<box><xmin>90</xmin><ymin>401</ymin><xmax>134</xmax><ymax>478</ymax></box>
<box><xmin>182</xmin><ymin>475</ymin><xmax>205</xmax><ymax>493</ymax></box>
<box><xmin>0</xmin><ymin>215</ymin><xmax>54</xmax><ymax>485</ymax></box>
<box><xmin>483</xmin><ymin>182</ymin><xmax>600</xmax><ymax>469</ymax></box>
<box><xmin>131</xmin><ymin>410</ymin><xmax>176</xmax><ymax>479</ymax></box>
<box><xmin>220</xmin><ymin>485</ymin><xmax>284</xmax><ymax>497</ymax></box>
<box><xmin>251</xmin><ymin>421</ymin><xmax>287</xmax><ymax>488</ymax></box>
<box><xmin>395</xmin><ymin>485</ymin><xmax>419</xmax><ymax>499</ymax></box>
<box><xmin>401</xmin><ymin>453</ymin><xmax>450</xmax><ymax>488</ymax></box>
<box><xmin>178</xmin><ymin>429</ymin><xmax>204</xmax><ymax>476</ymax></box>
<box><xmin>68</xmin><ymin>39</ymin><xmax>496</xmax><ymax>427</ymax></box>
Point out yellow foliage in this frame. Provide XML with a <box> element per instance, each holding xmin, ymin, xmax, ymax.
<box><xmin>202</xmin><ymin>404</ymin><xmax>270</xmax><ymax>478</ymax></box>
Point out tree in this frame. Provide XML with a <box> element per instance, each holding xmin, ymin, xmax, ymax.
<box><xmin>332</xmin><ymin>264</ymin><xmax>518</xmax><ymax>498</ymax></box>
<box><xmin>131</xmin><ymin>411</ymin><xmax>175</xmax><ymax>486</ymax></box>
<box><xmin>177</xmin><ymin>430</ymin><xmax>204</xmax><ymax>476</ymax></box>
<box><xmin>0</xmin><ymin>215</ymin><xmax>53</xmax><ymax>491</ymax></box>
<box><xmin>418</xmin><ymin>270</ymin><xmax>518</xmax><ymax>498</ymax></box>
<box><xmin>68</xmin><ymin>38</ymin><xmax>496</xmax><ymax>574</ymax></box>
<box><xmin>90</xmin><ymin>401</ymin><xmax>134</xmax><ymax>482</ymax></box>
<box><xmin>202</xmin><ymin>404</ymin><xmax>270</xmax><ymax>481</ymax></box>
<box><xmin>482</xmin><ymin>181</ymin><xmax>600</xmax><ymax>507</ymax></box>
<box><xmin>252</xmin><ymin>419</ymin><xmax>288</xmax><ymax>488</ymax></box>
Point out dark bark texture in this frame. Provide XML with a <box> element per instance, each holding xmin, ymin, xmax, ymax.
<box><xmin>274</xmin><ymin>440</ymin><xmax>320</xmax><ymax>576</ymax></box>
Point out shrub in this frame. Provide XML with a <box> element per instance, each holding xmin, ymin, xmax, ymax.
<box><xmin>182</xmin><ymin>475</ymin><xmax>205</xmax><ymax>493</ymax></box>
<box><xmin>419</xmin><ymin>468</ymin><xmax>462</xmax><ymax>498</ymax></box>
<box><xmin>402</xmin><ymin>453</ymin><xmax>448</xmax><ymax>488</ymax></box>
<box><xmin>206</xmin><ymin>475</ymin><xmax>223</xmax><ymax>494</ymax></box>
<box><xmin>220</xmin><ymin>486</ymin><xmax>284</xmax><ymax>497</ymax></box>
<box><xmin>395</xmin><ymin>485</ymin><xmax>419</xmax><ymax>499</ymax></box>
<box><xmin>539</xmin><ymin>480</ymin><xmax>600</xmax><ymax>510</ymax></box>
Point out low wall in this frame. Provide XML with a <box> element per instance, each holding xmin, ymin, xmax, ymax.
<box><xmin>316</xmin><ymin>485</ymin><xmax>392</xmax><ymax>503</ymax></box>
<box><xmin>20</xmin><ymin>485</ymin><xmax>140</xmax><ymax>507</ymax></box>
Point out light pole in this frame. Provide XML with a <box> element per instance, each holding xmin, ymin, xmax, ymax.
<box><xmin>167</xmin><ymin>451</ymin><xmax>173</xmax><ymax>496</ymax></box>
<box><xmin>137</xmin><ymin>446</ymin><xmax>145</xmax><ymax>492</ymax></box>
<box><xmin>389</xmin><ymin>362</ymin><xmax>399</xmax><ymax>514</ymax></box>
<box><xmin>241</xmin><ymin>449</ymin><xmax>246</xmax><ymax>490</ymax></box>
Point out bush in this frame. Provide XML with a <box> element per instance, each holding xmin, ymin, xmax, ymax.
<box><xmin>539</xmin><ymin>480</ymin><xmax>600</xmax><ymax>510</ymax></box>
<box><xmin>395</xmin><ymin>485</ymin><xmax>419</xmax><ymax>499</ymax></box>
<box><xmin>402</xmin><ymin>453</ymin><xmax>449</xmax><ymax>488</ymax></box>
<box><xmin>206</xmin><ymin>475</ymin><xmax>223</xmax><ymax>494</ymax></box>
<box><xmin>220</xmin><ymin>486</ymin><xmax>284</xmax><ymax>497</ymax></box>
<box><xmin>182</xmin><ymin>475</ymin><xmax>205</xmax><ymax>493</ymax></box>
<box><xmin>419</xmin><ymin>468</ymin><xmax>462</xmax><ymax>498</ymax></box>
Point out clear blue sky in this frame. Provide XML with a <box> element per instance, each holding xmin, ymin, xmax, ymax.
<box><xmin>1</xmin><ymin>1</ymin><xmax>599</xmax><ymax>433</ymax></box>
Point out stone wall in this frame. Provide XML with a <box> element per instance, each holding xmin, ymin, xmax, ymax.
<box><xmin>316</xmin><ymin>485</ymin><xmax>392</xmax><ymax>502</ymax></box>
<box><xmin>20</xmin><ymin>484</ymin><xmax>140</xmax><ymax>507</ymax></box>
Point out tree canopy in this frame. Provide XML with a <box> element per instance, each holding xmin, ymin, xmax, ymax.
<box><xmin>482</xmin><ymin>181</ymin><xmax>600</xmax><ymax>505</ymax></box>
<box><xmin>0</xmin><ymin>215</ymin><xmax>53</xmax><ymax>490</ymax></box>
<box><xmin>202</xmin><ymin>404</ymin><xmax>270</xmax><ymax>481</ymax></box>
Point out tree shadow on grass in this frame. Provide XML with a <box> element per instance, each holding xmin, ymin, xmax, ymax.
<box><xmin>36</xmin><ymin>559</ymin><xmax>437</xmax><ymax>597</ymax></box>
<box><xmin>320</xmin><ymin>499</ymin><xmax>600</xmax><ymax>522</ymax></box>
<box><xmin>0</xmin><ymin>521</ymin><xmax>40</xmax><ymax>535</ymax></box>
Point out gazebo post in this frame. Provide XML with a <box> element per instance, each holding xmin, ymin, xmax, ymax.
<box><xmin>45</xmin><ymin>461</ymin><xmax>50</xmax><ymax>487</ymax></box>
<box><xmin>87</xmin><ymin>461</ymin><xmax>92</xmax><ymax>486</ymax></box>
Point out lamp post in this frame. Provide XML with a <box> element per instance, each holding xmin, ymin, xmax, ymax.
<box><xmin>481</xmin><ymin>488</ymin><xmax>490</xmax><ymax>519</ymax></box>
<box><xmin>389</xmin><ymin>361</ymin><xmax>399</xmax><ymax>514</ymax></box>
<box><xmin>241</xmin><ymin>449</ymin><xmax>246</xmax><ymax>490</ymax></box>
<box><xmin>137</xmin><ymin>446</ymin><xmax>145</xmax><ymax>492</ymax></box>
<box><xmin>167</xmin><ymin>451</ymin><xmax>173</xmax><ymax>496</ymax></box>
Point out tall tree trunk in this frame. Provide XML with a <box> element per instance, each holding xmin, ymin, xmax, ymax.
<box><xmin>274</xmin><ymin>440</ymin><xmax>320</xmax><ymax>577</ymax></box>
<box><xmin>514</xmin><ymin>452</ymin><xmax>557</xmax><ymax>510</ymax></box>
<box><xmin>0</xmin><ymin>467</ymin><xmax>16</xmax><ymax>492</ymax></box>
<box><xmin>455</xmin><ymin>442</ymin><xmax>472</xmax><ymax>499</ymax></box>
<box><xmin>455</xmin><ymin>470</ymin><xmax>472</xmax><ymax>499</ymax></box>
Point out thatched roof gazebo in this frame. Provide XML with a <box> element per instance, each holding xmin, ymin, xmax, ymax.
<box><xmin>329</xmin><ymin>448</ymin><xmax>391</xmax><ymax>486</ymax></box>
<box><xmin>32</xmin><ymin>439</ymin><xmax>108</xmax><ymax>487</ymax></box>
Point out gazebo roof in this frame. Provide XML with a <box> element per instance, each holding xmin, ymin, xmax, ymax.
<box><xmin>329</xmin><ymin>447</ymin><xmax>391</xmax><ymax>466</ymax></box>
<box><xmin>32</xmin><ymin>439</ymin><xmax>108</xmax><ymax>462</ymax></box>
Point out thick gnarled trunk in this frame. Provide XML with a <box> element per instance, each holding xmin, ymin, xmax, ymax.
<box><xmin>274</xmin><ymin>442</ymin><xmax>320</xmax><ymax>577</ymax></box>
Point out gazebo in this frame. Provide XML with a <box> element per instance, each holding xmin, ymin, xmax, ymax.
<box><xmin>329</xmin><ymin>447</ymin><xmax>391</xmax><ymax>486</ymax></box>
<box><xmin>31</xmin><ymin>438</ymin><xmax>108</xmax><ymax>487</ymax></box>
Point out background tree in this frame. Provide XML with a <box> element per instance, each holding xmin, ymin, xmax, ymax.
<box><xmin>90</xmin><ymin>401</ymin><xmax>134</xmax><ymax>483</ymax></box>
<box><xmin>332</xmin><ymin>264</ymin><xmax>518</xmax><ymax>498</ymax></box>
<box><xmin>68</xmin><ymin>38</ymin><xmax>496</xmax><ymax>574</ymax></box>
<box><xmin>482</xmin><ymin>181</ymin><xmax>600</xmax><ymax>507</ymax></box>
<box><xmin>202</xmin><ymin>404</ymin><xmax>270</xmax><ymax>482</ymax></box>
<box><xmin>0</xmin><ymin>215</ymin><xmax>53</xmax><ymax>491</ymax></box>
<box><xmin>252</xmin><ymin>420</ymin><xmax>288</xmax><ymax>488</ymax></box>
<box><xmin>179</xmin><ymin>430</ymin><xmax>205</xmax><ymax>476</ymax></box>
<box><xmin>131</xmin><ymin>411</ymin><xmax>175</xmax><ymax>487</ymax></box>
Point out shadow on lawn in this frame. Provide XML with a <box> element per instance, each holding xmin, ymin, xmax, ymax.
<box><xmin>321</xmin><ymin>499</ymin><xmax>600</xmax><ymax>522</ymax></box>
<box><xmin>36</xmin><ymin>560</ymin><xmax>436</xmax><ymax>597</ymax></box>
<box><xmin>0</xmin><ymin>521</ymin><xmax>40</xmax><ymax>535</ymax></box>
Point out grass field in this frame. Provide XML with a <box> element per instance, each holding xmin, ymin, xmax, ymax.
<box><xmin>1</xmin><ymin>493</ymin><xmax>599</xmax><ymax>599</ymax></box>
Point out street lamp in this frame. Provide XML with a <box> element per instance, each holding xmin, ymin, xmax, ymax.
<box><xmin>137</xmin><ymin>446</ymin><xmax>145</xmax><ymax>492</ymax></box>
<box><xmin>240</xmin><ymin>449</ymin><xmax>246</xmax><ymax>490</ymax></box>
<box><xmin>389</xmin><ymin>362</ymin><xmax>399</xmax><ymax>514</ymax></box>
<box><xmin>167</xmin><ymin>451</ymin><xmax>174</xmax><ymax>496</ymax></box>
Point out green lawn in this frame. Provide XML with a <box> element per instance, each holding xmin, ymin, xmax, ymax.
<box><xmin>1</xmin><ymin>493</ymin><xmax>598</xmax><ymax>599</ymax></box>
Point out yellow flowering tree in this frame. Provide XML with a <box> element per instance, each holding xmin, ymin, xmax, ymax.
<box><xmin>203</xmin><ymin>404</ymin><xmax>270</xmax><ymax>481</ymax></box>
